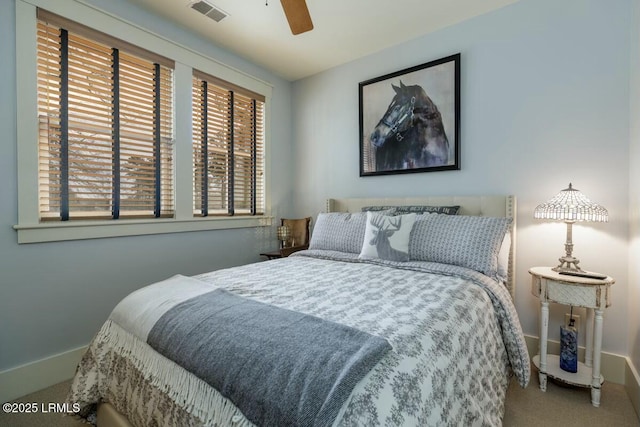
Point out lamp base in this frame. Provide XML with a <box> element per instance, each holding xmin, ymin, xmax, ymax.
<box><xmin>552</xmin><ymin>255</ymin><xmax>583</xmax><ymax>273</ymax></box>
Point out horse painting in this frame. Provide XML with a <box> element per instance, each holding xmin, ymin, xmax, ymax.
<box><xmin>369</xmin><ymin>81</ymin><xmax>450</xmax><ymax>172</ymax></box>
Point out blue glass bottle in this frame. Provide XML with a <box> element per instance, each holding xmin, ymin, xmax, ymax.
<box><xmin>560</xmin><ymin>317</ymin><xmax>578</xmax><ymax>373</ymax></box>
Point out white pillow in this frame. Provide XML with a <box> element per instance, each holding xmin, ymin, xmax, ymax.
<box><xmin>359</xmin><ymin>212</ymin><xmax>416</xmax><ymax>262</ymax></box>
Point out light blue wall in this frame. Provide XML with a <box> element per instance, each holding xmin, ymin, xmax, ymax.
<box><xmin>0</xmin><ymin>0</ymin><xmax>293</xmax><ymax>371</ymax></box>
<box><xmin>291</xmin><ymin>0</ymin><xmax>633</xmax><ymax>356</ymax></box>
<box><xmin>629</xmin><ymin>0</ymin><xmax>640</xmax><ymax>377</ymax></box>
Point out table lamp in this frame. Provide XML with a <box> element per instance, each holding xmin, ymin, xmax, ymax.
<box><xmin>277</xmin><ymin>225</ymin><xmax>291</xmax><ymax>248</ymax></box>
<box><xmin>533</xmin><ymin>183</ymin><xmax>608</xmax><ymax>272</ymax></box>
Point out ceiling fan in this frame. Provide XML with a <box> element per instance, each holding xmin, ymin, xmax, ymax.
<box><xmin>190</xmin><ymin>0</ymin><xmax>313</xmax><ymax>35</ymax></box>
<box><xmin>279</xmin><ymin>0</ymin><xmax>313</xmax><ymax>35</ymax></box>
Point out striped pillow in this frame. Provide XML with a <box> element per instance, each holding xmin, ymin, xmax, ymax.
<box><xmin>409</xmin><ymin>215</ymin><xmax>511</xmax><ymax>279</ymax></box>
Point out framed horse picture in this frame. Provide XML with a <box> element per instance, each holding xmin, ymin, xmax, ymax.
<box><xmin>359</xmin><ymin>53</ymin><xmax>460</xmax><ymax>176</ymax></box>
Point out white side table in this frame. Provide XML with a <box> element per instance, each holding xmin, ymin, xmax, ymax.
<box><xmin>529</xmin><ymin>266</ymin><xmax>614</xmax><ymax>407</ymax></box>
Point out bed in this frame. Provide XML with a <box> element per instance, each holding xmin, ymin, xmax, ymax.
<box><xmin>66</xmin><ymin>195</ymin><xmax>530</xmax><ymax>427</ymax></box>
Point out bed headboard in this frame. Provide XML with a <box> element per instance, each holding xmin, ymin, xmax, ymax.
<box><xmin>326</xmin><ymin>195</ymin><xmax>517</xmax><ymax>299</ymax></box>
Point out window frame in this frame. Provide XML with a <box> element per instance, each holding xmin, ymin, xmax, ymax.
<box><xmin>192</xmin><ymin>70</ymin><xmax>266</xmax><ymax>218</ymax></box>
<box><xmin>14</xmin><ymin>0</ymin><xmax>273</xmax><ymax>244</ymax></box>
<box><xmin>36</xmin><ymin>14</ymin><xmax>176</xmax><ymax>221</ymax></box>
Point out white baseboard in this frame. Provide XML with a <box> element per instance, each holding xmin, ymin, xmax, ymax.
<box><xmin>0</xmin><ymin>345</ymin><xmax>87</xmax><ymax>404</ymax></box>
<box><xmin>625</xmin><ymin>358</ymin><xmax>640</xmax><ymax>421</ymax></box>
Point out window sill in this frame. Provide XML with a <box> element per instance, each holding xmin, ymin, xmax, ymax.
<box><xmin>13</xmin><ymin>216</ymin><xmax>273</xmax><ymax>244</ymax></box>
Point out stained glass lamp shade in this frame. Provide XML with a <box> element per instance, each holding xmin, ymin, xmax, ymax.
<box><xmin>534</xmin><ymin>183</ymin><xmax>608</xmax><ymax>272</ymax></box>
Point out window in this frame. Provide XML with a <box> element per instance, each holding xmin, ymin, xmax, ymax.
<box><xmin>192</xmin><ymin>70</ymin><xmax>265</xmax><ymax>216</ymax></box>
<box><xmin>16</xmin><ymin>1</ymin><xmax>272</xmax><ymax>243</ymax></box>
<box><xmin>36</xmin><ymin>10</ymin><xmax>174</xmax><ymax>221</ymax></box>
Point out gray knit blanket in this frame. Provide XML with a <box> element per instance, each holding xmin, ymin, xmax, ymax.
<box><xmin>147</xmin><ymin>288</ymin><xmax>392</xmax><ymax>427</ymax></box>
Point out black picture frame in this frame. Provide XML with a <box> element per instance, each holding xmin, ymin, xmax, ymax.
<box><xmin>359</xmin><ymin>53</ymin><xmax>460</xmax><ymax>176</ymax></box>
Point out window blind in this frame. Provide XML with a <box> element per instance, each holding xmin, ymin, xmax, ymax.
<box><xmin>36</xmin><ymin>11</ymin><xmax>174</xmax><ymax>221</ymax></box>
<box><xmin>192</xmin><ymin>71</ymin><xmax>265</xmax><ymax>216</ymax></box>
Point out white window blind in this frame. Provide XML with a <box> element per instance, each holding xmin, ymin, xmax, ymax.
<box><xmin>36</xmin><ymin>9</ymin><xmax>174</xmax><ymax>221</ymax></box>
<box><xmin>192</xmin><ymin>70</ymin><xmax>265</xmax><ymax>216</ymax></box>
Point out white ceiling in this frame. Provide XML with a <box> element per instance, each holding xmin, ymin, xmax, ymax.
<box><xmin>125</xmin><ymin>0</ymin><xmax>518</xmax><ymax>81</ymax></box>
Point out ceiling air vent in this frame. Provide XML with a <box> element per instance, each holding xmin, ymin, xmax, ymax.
<box><xmin>189</xmin><ymin>0</ymin><xmax>228</xmax><ymax>22</ymax></box>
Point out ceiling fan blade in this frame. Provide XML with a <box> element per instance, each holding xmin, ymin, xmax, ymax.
<box><xmin>280</xmin><ymin>0</ymin><xmax>314</xmax><ymax>35</ymax></box>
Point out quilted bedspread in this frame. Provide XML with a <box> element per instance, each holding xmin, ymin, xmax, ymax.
<box><xmin>67</xmin><ymin>250</ymin><xmax>530</xmax><ymax>427</ymax></box>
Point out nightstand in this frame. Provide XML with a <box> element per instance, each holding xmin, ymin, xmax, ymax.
<box><xmin>529</xmin><ymin>266</ymin><xmax>615</xmax><ymax>407</ymax></box>
<box><xmin>260</xmin><ymin>245</ymin><xmax>310</xmax><ymax>260</ymax></box>
<box><xmin>259</xmin><ymin>250</ymin><xmax>283</xmax><ymax>260</ymax></box>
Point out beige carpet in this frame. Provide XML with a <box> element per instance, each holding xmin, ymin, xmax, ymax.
<box><xmin>1</xmin><ymin>376</ymin><xmax>638</xmax><ymax>426</ymax></box>
<box><xmin>503</xmin><ymin>377</ymin><xmax>638</xmax><ymax>427</ymax></box>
